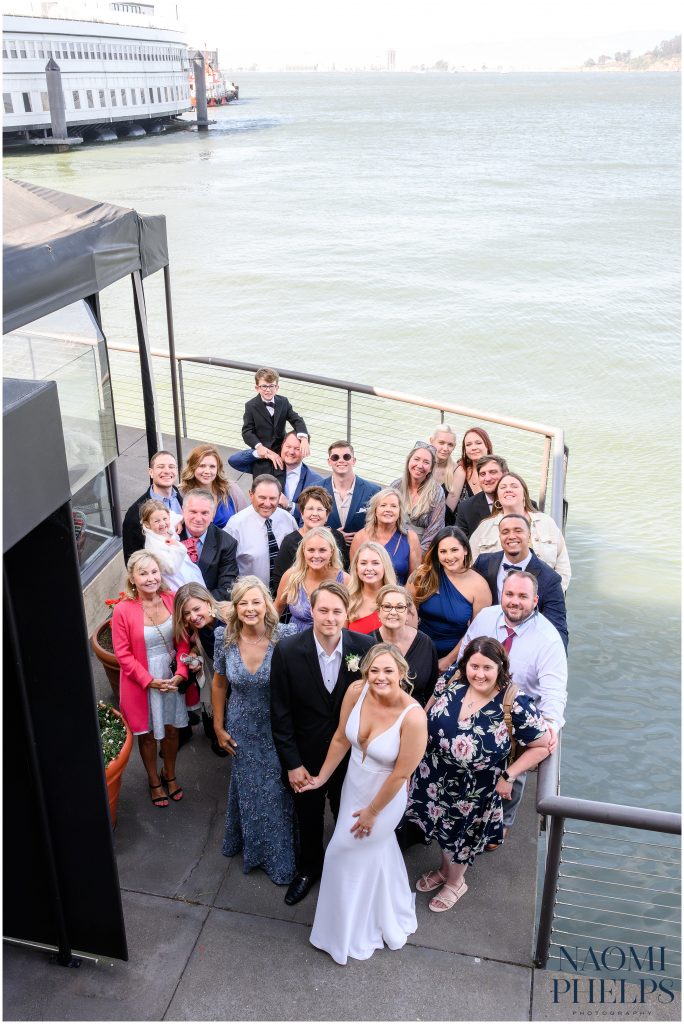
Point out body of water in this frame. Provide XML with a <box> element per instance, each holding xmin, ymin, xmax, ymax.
<box><xmin>5</xmin><ymin>71</ymin><xmax>680</xmax><ymax>811</ymax></box>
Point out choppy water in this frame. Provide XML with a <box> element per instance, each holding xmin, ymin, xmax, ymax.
<box><xmin>5</xmin><ymin>71</ymin><xmax>680</xmax><ymax>811</ymax></box>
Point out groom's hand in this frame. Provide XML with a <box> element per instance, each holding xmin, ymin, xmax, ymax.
<box><xmin>288</xmin><ymin>766</ymin><xmax>313</xmax><ymax>793</ymax></box>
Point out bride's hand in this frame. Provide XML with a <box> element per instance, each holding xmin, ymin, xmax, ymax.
<box><xmin>297</xmin><ymin>775</ymin><xmax>322</xmax><ymax>793</ymax></box>
<box><xmin>350</xmin><ymin>806</ymin><xmax>376</xmax><ymax>839</ymax></box>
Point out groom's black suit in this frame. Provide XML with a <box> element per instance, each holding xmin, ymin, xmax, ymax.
<box><xmin>270</xmin><ymin>626</ymin><xmax>374</xmax><ymax>878</ymax></box>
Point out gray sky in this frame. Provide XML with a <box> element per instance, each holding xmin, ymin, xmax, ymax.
<box><xmin>185</xmin><ymin>0</ymin><xmax>681</xmax><ymax>68</ymax></box>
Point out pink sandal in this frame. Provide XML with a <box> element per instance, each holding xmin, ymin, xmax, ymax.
<box><xmin>429</xmin><ymin>880</ymin><xmax>468</xmax><ymax>912</ymax></box>
<box><xmin>416</xmin><ymin>868</ymin><xmax>447</xmax><ymax>893</ymax></box>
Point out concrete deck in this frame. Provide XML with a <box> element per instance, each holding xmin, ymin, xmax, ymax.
<box><xmin>6</xmin><ymin>428</ymin><xmax>678</xmax><ymax>1020</ymax></box>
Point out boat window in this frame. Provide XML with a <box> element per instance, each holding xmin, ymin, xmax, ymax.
<box><xmin>157</xmin><ymin>86</ymin><xmax>162</xmax><ymax>102</ymax></box>
<box><xmin>3</xmin><ymin>93</ymin><xmax>13</xmax><ymax>114</ymax></box>
<box><xmin>2</xmin><ymin>43</ymin><xmax>8</xmax><ymax>59</ymax></box>
<box><xmin>76</xmin><ymin>42</ymin><xmax>82</xmax><ymax>58</ymax></box>
<box><xmin>9</xmin><ymin>43</ymin><xmax>17</xmax><ymax>58</ymax></box>
<box><xmin>121</xmin><ymin>89</ymin><xmax>127</xmax><ymax>105</ymax></box>
<box><xmin>19</xmin><ymin>42</ymin><xmax>27</xmax><ymax>58</ymax></box>
<box><xmin>110</xmin><ymin>88</ymin><xmax>117</xmax><ymax>106</ymax></box>
<box><xmin>22</xmin><ymin>92</ymin><xmax>32</xmax><ymax>112</ymax></box>
<box><xmin>148</xmin><ymin>86</ymin><xmax>154</xmax><ymax>102</ymax></box>
<box><xmin>86</xmin><ymin>90</ymin><xmax>94</xmax><ymax>108</ymax></box>
<box><xmin>37</xmin><ymin>44</ymin><xmax>44</xmax><ymax>58</ymax></box>
<box><xmin>72</xmin><ymin>90</ymin><xmax>81</xmax><ymax>109</ymax></box>
<box><xmin>139</xmin><ymin>87</ymin><xmax>144</xmax><ymax>103</ymax></box>
<box><xmin>99</xmin><ymin>89</ymin><xmax>106</xmax><ymax>106</ymax></box>
<box><xmin>130</xmin><ymin>88</ymin><xmax>136</xmax><ymax>104</ymax></box>
<box><xmin>27</xmin><ymin>40</ymin><xmax>35</xmax><ymax>57</ymax></box>
<box><xmin>69</xmin><ymin>42</ymin><xmax>76</xmax><ymax>57</ymax></box>
<box><xmin>41</xmin><ymin>91</ymin><xmax>49</xmax><ymax>111</ymax></box>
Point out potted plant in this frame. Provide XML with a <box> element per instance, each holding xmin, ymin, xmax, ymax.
<box><xmin>99</xmin><ymin>701</ymin><xmax>133</xmax><ymax>829</ymax></box>
<box><xmin>91</xmin><ymin>592</ymin><xmax>125</xmax><ymax>704</ymax></box>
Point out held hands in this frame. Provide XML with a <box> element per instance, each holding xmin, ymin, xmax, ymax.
<box><xmin>496</xmin><ymin>777</ymin><xmax>513</xmax><ymax>799</ymax></box>
<box><xmin>297</xmin><ymin>775</ymin><xmax>322</xmax><ymax>793</ymax></box>
<box><xmin>215</xmin><ymin>726</ymin><xmax>238</xmax><ymax>756</ymax></box>
<box><xmin>150</xmin><ymin>678</ymin><xmax>178</xmax><ymax>692</ymax></box>
<box><xmin>288</xmin><ymin>766</ymin><xmax>314</xmax><ymax>793</ymax></box>
<box><xmin>340</xmin><ymin>530</ymin><xmax>356</xmax><ymax>546</ymax></box>
<box><xmin>258</xmin><ymin>445</ymin><xmax>284</xmax><ymax>471</ymax></box>
<box><xmin>350</xmin><ymin>805</ymin><xmax>377</xmax><ymax>839</ymax></box>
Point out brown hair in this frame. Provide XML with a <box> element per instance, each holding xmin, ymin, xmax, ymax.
<box><xmin>328</xmin><ymin>440</ymin><xmax>354</xmax><ymax>456</ymax></box>
<box><xmin>297</xmin><ymin>485</ymin><xmax>333</xmax><ymax>515</ymax></box>
<box><xmin>310</xmin><ymin>580</ymin><xmax>350</xmax><ymax>611</ymax></box>
<box><xmin>180</xmin><ymin>445</ymin><xmax>231</xmax><ymax>504</ymax></box>
<box><xmin>493</xmin><ymin>473</ymin><xmax>536</xmax><ymax>515</ymax></box>
<box><xmin>255</xmin><ymin>367</ymin><xmax>279</xmax><ymax>384</ymax></box>
<box><xmin>459</xmin><ymin>636</ymin><xmax>512</xmax><ymax>691</ymax></box>
<box><xmin>410</xmin><ymin>527</ymin><xmax>472</xmax><ymax>604</ymax></box>
<box><xmin>458</xmin><ymin>427</ymin><xmax>494</xmax><ymax>479</ymax></box>
<box><xmin>172</xmin><ymin>582</ymin><xmax>229</xmax><ymax>644</ymax></box>
<box><xmin>139</xmin><ymin>499</ymin><xmax>169</xmax><ymax>526</ymax></box>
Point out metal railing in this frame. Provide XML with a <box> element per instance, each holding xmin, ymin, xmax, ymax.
<box><xmin>534</xmin><ymin>745</ymin><xmax>681</xmax><ymax>980</ymax></box>
<box><xmin>104</xmin><ymin>343</ymin><xmax>568</xmax><ymax>525</ymax></box>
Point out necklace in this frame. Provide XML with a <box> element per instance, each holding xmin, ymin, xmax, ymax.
<box><xmin>240</xmin><ymin>628</ymin><xmax>267</xmax><ymax>645</ymax></box>
<box><xmin>462</xmin><ymin>685</ymin><xmax>497</xmax><ymax>713</ymax></box>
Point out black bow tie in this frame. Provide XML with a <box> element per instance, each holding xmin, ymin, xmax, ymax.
<box><xmin>503</xmin><ymin>563</ymin><xmax>523</xmax><ymax>572</ymax></box>
<box><xmin>264</xmin><ymin>401</ymin><xmax>275</xmax><ymax>408</ymax></box>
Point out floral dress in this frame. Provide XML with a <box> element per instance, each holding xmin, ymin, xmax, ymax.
<box><xmin>405</xmin><ymin>678</ymin><xmax>547</xmax><ymax>862</ymax></box>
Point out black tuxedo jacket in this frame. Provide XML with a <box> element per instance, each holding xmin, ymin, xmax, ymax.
<box><xmin>122</xmin><ymin>486</ymin><xmax>183</xmax><ymax>563</ymax></box>
<box><xmin>270</xmin><ymin>628</ymin><xmax>375</xmax><ymax>774</ymax></box>
<box><xmin>241</xmin><ymin>394</ymin><xmax>308</xmax><ymax>455</ymax></box>
<box><xmin>473</xmin><ymin>551</ymin><xmax>569</xmax><ymax>651</ymax></box>
<box><xmin>180</xmin><ymin>524</ymin><xmax>238</xmax><ymax>602</ymax></box>
<box><xmin>454</xmin><ymin>491</ymin><xmax>492</xmax><ymax>538</ymax></box>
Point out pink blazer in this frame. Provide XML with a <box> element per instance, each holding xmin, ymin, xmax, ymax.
<box><xmin>112</xmin><ymin>591</ymin><xmax>191</xmax><ymax>733</ymax></box>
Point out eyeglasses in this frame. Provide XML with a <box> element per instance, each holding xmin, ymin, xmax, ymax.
<box><xmin>411</xmin><ymin>441</ymin><xmax>437</xmax><ymax>456</ymax></box>
<box><xmin>380</xmin><ymin>603</ymin><xmax>408</xmax><ymax>613</ymax></box>
<box><xmin>257</xmin><ymin>383</ymin><xmax>278</xmax><ymax>391</ymax></box>
<box><xmin>329</xmin><ymin>452</ymin><xmax>353</xmax><ymax>462</ymax></box>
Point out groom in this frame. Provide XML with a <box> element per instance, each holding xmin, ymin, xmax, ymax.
<box><xmin>270</xmin><ymin>581</ymin><xmax>374</xmax><ymax>905</ymax></box>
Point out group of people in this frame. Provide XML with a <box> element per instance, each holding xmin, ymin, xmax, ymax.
<box><xmin>111</xmin><ymin>367</ymin><xmax>570</xmax><ymax>966</ymax></box>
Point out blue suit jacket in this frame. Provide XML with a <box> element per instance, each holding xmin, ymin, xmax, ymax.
<box><xmin>289</xmin><ymin>463</ymin><xmax>324</xmax><ymax>525</ymax></box>
<box><xmin>320</xmin><ymin>475</ymin><xmax>382</xmax><ymax>535</ymax></box>
<box><xmin>472</xmin><ymin>551</ymin><xmax>569</xmax><ymax>652</ymax></box>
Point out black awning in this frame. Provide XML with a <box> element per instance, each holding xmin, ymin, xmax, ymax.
<box><xmin>3</xmin><ymin>177</ymin><xmax>168</xmax><ymax>334</ymax></box>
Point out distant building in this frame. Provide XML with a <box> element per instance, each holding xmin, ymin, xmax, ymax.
<box><xmin>387</xmin><ymin>49</ymin><xmax>395</xmax><ymax>71</ymax></box>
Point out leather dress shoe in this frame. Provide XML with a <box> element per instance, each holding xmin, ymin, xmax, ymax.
<box><xmin>284</xmin><ymin>874</ymin><xmax>318</xmax><ymax>906</ymax></box>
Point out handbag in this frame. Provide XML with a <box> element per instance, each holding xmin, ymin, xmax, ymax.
<box><xmin>502</xmin><ymin>682</ymin><xmax>520</xmax><ymax>764</ymax></box>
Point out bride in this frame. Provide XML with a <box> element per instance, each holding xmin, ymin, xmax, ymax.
<box><xmin>301</xmin><ymin>643</ymin><xmax>427</xmax><ymax>965</ymax></box>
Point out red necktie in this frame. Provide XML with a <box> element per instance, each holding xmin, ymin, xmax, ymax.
<box><xmin>183</xmin><ymin>537</ymin><xmax>199</xmax><ymax>563</ymax></box>
<box><xmin>502</xmin><ymin>625</ymin><xmax>516</xmax><ymax>654</ymax></box>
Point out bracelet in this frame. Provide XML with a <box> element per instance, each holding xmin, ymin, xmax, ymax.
<box><xmin>369</xmin><ymin>800</ymin><xmax>380</xmax><ymax>815</ymax></box>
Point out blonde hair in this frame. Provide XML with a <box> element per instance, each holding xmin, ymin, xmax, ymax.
<box><xmin>396</xmin><ymin>445</ymin><xmax>443</xmax><ymax>523</ymax></box>
<box><xmin>284</xmin><ymin>527</ymin><xmax>342</xmax><ymax>605</ymax></box>
<box><xmin>124</xmin><ymin>550</ymin><xmax>170</xmax><ymax>600</ymax></box>
<box><xmin>139</xmin><ymin>499</ymin><xmax>169</xmax><ymax>527</ymax></box>
<box><xmin>347</xmin><ymin>542</ymin><xmax>397</xmax><ymax>621</ymax></box>
<box><xmin>360</xmin><ymin>642</ymin><xmax>414</xmax><ymax>695</ymax></box>
<box><xmin>430</xmin><ymin>424</ymin><xmax>459</xmax><ymax>493</ymax></box>
<box><xmin>172</xmin><ymin>581</ymin><xmax>229</xmax><ymax>645</ymax></box>
<box><xmin>364</xmin><ymin>488</ymin><xmax>408</xmax><ymax>538</ymax></box>
<box><xmin>180</xmin><ymin>444</ymin><xmax>231</xmax><ymax>504</ymax></box>
<box><xmin>224</xmin><ymin>576</ymin><xmax>280</xmax><ymax>647</ymax></box>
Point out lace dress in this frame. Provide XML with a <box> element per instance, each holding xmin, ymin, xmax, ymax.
<box><xmin>214</xmin><ymin>623</ymin><xmax>297</xmax><ymax>884</ymax></box>
<box><xmin>144</xmin><ymin>618</ymin><xmax>189</xmax><ymax>739</ymax></box>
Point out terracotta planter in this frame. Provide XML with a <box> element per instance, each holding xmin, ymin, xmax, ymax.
<box><xmin>104</xmin><ymin>709</ymin><xmax>133</xmax><ymax>829</ymax></box>
<box><xmin>91</xmin><ymin>619</ymin><xmax>120</xmax><ymax>705</ymax></box>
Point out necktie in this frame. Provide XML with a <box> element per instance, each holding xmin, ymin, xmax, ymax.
<box><xmin>503</xmin><ymin>563</ymin><xmax>523</xmax><ymax>572</ymax></box>
<box><xmin>264</xmin><ymin>517</ymin><xmax>279</xmax><ymax>589</ymax></box>
<box><xmin>502</xmin><ymin>625</ymin><xmax>516</xmax><ymax>654</ymax></box>
<box><xmin>183</xmin><ymin>537</ymin><xmax>199</xmax><ymax>563</ymax></box>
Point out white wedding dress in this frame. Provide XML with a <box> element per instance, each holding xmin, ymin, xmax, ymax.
<box><xmin>309</xmin><ymin>683</ymin><xmax>419</xmax><ymax>965</ymax></box>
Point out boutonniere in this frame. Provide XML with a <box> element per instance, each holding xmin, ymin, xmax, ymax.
<box><xmin>345</xmin><ymin>653</ymin><xmax>361</xmax><ymax>673</ymax></box>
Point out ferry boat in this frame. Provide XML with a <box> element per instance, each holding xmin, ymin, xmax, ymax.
<box><xmin>2</xmin><ymin>0</ymin><xmax>191</xmax><ymax>143</ymax></box>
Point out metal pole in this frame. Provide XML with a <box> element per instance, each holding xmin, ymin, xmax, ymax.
<box><xmin>538</xmin><ymin>434</ymin><xmax>552</xmax><ymax>513</ymax></box>
<box><xmin>162</xmin><ymin>265</ymin><xmax>184</xmax><ymax>469</ymax></box>
<box><xmin>178</xmin><ymin>362</ymin><xmax>188</xmax><ymax>439</ymax></box>
<box><xmin>45</xmin><ymin>58</ymin><xmax>68</xmax><ymax>140</ymax></box>
<box><xmin>346</xmin><ymin>390</ymin><xmax>352</xmax><ymax>443</ymax></box>
<box><xmin>534</xmin><ymin>814</ymin><xmax>565</xmax><ymax>968</ymax></box>
<box><xmin>131</xmin><ymin>271</ymin><xmax>163</xmax><ymax>459</ymax></box>
<box><xmin>192</xmin><ymin>51</ymin><xmax>209</xmax><ymax>131</ymax></box>
<box><xmin>549</xmin><ymin>429</ymin><xmax>566</xmax><ymax>529</ymax></box>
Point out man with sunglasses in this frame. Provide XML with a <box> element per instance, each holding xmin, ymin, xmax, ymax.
<box><xmin>321</xmin><ymin>441</ymin><xmax>381</xmax><ymax>569</ymax></box>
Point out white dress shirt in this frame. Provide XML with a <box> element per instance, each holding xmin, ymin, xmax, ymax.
<box><xmin>458</xmin><ymin>605</ymin><xmax>567</xmax><ymax>729</ymax></box>
<box><xmin>496</xmin><ymin>551</ymin><xmax>532</xmax><ymax>601</ymax></box>
<box><xmin>284</xmin><ymin>464</ymin><xmax>303</xmax><ymax>502</ymax></box>
<box><xmin>314</xmin><ymin>631</ymin><xmax>344</xmax><ymax>693</ymax></box>
<box><xmin>224</xmin><ymin>506</ymin><xmax>298</xmax><ymax>585</ymax></box>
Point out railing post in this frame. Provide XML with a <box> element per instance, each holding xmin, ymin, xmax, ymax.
<box><xmin>178</xmin><ymin>361</ymin><xmax>188</xmax><ymax>439</ymax></box>
<box><xmin>346</xmin><ymin>390</ymin><xmax>352</xmax><ymax>443</ymax></box>
<box><xmin>538</xmin><ymin>435</ymin><xmax>552</xmax><ymax>512</ymax></box>
<box><xmin>534</xmin><ymin>814</ymin><xmax>565</xmax><ymax>968</ymax></box>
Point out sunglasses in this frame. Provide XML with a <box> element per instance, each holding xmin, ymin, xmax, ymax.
<box><xmin>412</xmin><ymin>441</ymin><xmax>437</xmax><ymax>456</ymax></box>
<box><xmin>329</xmin><ymin>452</ymin><xmax>353</xmax><ymax>462</ymax></box>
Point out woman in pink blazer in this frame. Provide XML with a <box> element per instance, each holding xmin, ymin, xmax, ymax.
<box><xmin>112</xmin><ymin>551</ymin><xmax>194</xmax><ymax>808</ymax></box>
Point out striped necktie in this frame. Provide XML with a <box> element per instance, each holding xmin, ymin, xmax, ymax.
<box><xmin>264</xmin><ymin>517</ymin><xmax>279</xmax><ymax>591</ymax></box>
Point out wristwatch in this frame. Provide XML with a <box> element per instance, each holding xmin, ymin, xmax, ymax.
<box><xmin>501</xmin><ymin>769</ymin><xmax>511</xmax><ymax>782</ymax></box>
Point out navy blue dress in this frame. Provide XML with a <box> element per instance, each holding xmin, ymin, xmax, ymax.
<box><xmin>384</xmin><ymin>530</ymin><xmax>410</xmax><ymax>585</ymax></box>
<box><xmin>214</xmin><ymin>623</ymin><xmax>296</xmax><ymax>884</ymax></box>
<box><xmin>418</xmin><ymin>570</ymin><xmax>473</xmax><ymax>657</ymax></box>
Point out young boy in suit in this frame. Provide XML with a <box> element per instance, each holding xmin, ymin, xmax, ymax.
<box><xmin>228</xmin><ymin>367</ymin><xmax>310</xmax><ymax>484</ymax></box>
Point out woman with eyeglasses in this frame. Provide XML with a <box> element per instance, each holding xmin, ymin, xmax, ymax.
<box><xmin>349</xmin><ymin>488</ymin><xmax>422</xmax><ymax>586</ymax></box>
<box><xmin>389</xmin><ymin>443</ymin><xmax>446</xmax><ymax>553</ymax></box>
<box><xmin>370</xmin><ymin>585</ymin><xmax>439</xmax><ymax>707</ymax></box>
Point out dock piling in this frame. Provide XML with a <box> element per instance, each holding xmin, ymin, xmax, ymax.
<box><xmin>191</xmin><ymin>51</ymin><xmax>209</xmax><ymax>131</ymax></box>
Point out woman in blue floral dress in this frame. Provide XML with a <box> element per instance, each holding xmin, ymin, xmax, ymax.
<box><xmin>405</xmin><ymin>636</ymin><xmax>551</xmax><ymax>912</ymax></box>
<box><xmin>212</xmin><ymin>575</ymin><xmax>297</xmax><ymax>886</ymax></box>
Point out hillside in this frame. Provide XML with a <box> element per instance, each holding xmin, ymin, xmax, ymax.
<box><xmin>581</xmin><ymin>35</ymin><xmax>681</xmax><ymax>72</ymax></box>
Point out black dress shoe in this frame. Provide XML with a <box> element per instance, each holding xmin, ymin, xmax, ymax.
<box><xmin>284</xmin><ymin>874</ymin><xmax>317</xmax><ymax>906</ymax></box>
